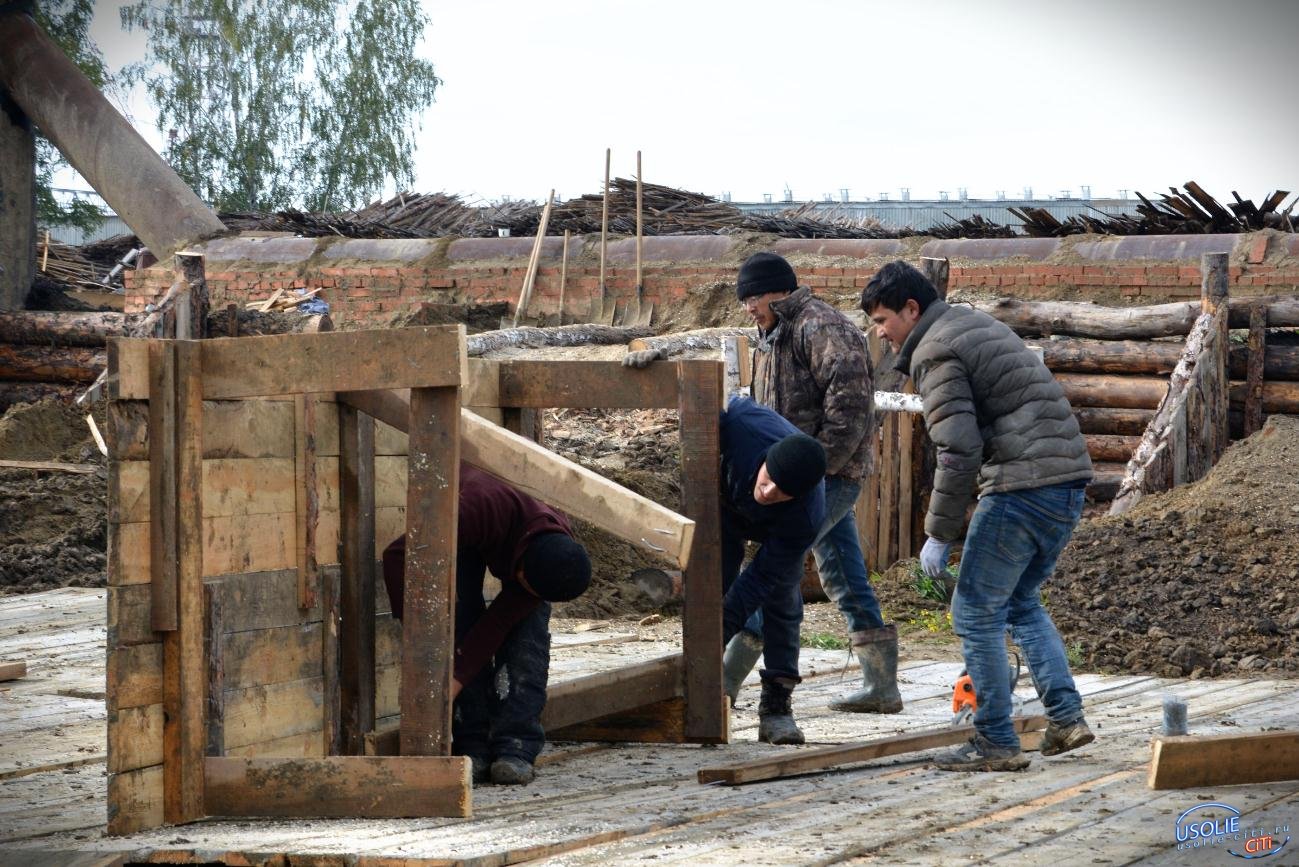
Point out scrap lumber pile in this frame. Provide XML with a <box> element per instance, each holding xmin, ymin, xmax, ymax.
<box><xmin>740</xmin><ymin>201</ymin><xmax>903</xmax><ymax>239</ymax></box>
<box><xmin>1011</xmin><ymin>182</ymin><xmax>1295</xmax><ymax>237</ymax></box>
<box><xmin>548</xmin><ymin>178</ymin><xmax>740</xmax><ymax>236</ymax></box>
<box><xmin>928</xmin><ymin>212</ymin><xmax>1017</xmax><ymax>239</ymax></box>
<box><xmin>35</xmin><ymin>237</ymin><xmax>104</xmax><ymax>289</ymax></box>
<box><xmin>350</xmin><ymin>191</ymin><xmax>496</xmax><ymax>236</ymax></box>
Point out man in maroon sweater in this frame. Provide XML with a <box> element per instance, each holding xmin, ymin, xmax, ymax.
<box><xmin>382</xmin><ymin>464</ymin><xmax>591</xmax><ymax>785</ymax></box>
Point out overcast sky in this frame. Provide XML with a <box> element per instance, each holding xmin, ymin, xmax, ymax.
<box><xmin>86</xmin><ymin>0</ymin><xmax>1299</xmax><ymax>206</ymax></box>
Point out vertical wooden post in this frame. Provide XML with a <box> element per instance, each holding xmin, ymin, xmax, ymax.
<box><xmin>204</xmin><ymin>582</ymin><xmax>224</xmax><ymax>757</ymax></box>
<box><xmin>339</xmin><ymin>404</ymin><xmax>377</xmax><ymax>755</ymax></box>
<box><xmin>148</xmin><ymin>341</ymin><xmax>178</xmax><ymax>632</ymax></box>
<box><xmin>1201</xmin><ymin>252</ymin><xmax>1231</xmax><ymax>463</ymax></box>
<box><xmin>175</xmin><ymin>252</ymin><xmax>208</xmax><ymax>340</ymax></box>
<box><xmin>0</xmin><ymin>86</ymin><xmax>34</xmax><ymax>312</ymax></box>
<box><xmin>163</xmin><ymin>339</ymin><xmax>204</xmax><ymax>824</ymax></box>
<box><xmin>557</xmin><ymin>229</ymin><xmax>570</xmax><ymax>326</ymax></box>
<box><xmin>401</xmin><ymin>327</ymin><xmax>464</xmax><ymax>756</ymax></box>
<box><xmin>1244</xmin><ymin>305</ymin><xmax>1267</xmax><ymax>436</ymax></box>
<box><xmin>677</xmin><ymin>359</ymin><xmax>727</xmax><ymax>743</ymax></box>
<box><xmin>321</xmin><ymin>565</ymin><xmax>341</xmax><ymax>756</ymax></box>
<box><xmin>896</xmin><ymin>406</ymin><xmax>913</xmax><ymax>559</ymax></box>
<box><xmin>295</xmin><ymin>395</ymin><xmax>320</xmax><ymax>609</ymax></box>
<box><xmin>226</xmin><ymin>303</ymin><xmax>239</xmax><ymax>338</ymax></box>
<box><xmin>877</xmin><ymin>412</ymin><xmax>897</xmax><ymax>567</ymax></box>
<box><xmin>920</xmin><ymin>257</ymin><xmax>950</xmax><ymax>301</ymax></box>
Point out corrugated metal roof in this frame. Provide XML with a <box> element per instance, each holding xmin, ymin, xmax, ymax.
<box><xmin>42</xmin><ymin>214</ymin><xmax>132</xmax><ymax>245</ymax></box>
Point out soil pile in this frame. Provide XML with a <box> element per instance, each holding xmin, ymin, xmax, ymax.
<box><xmin>1050</xmin><ymin>415</ymin><xmax>1299</xmax><ymax>678</ymax></box>
<box><xmin>0</xmin><ymin>399</ymin><xmax>108</xmax><ymax>594</ymax></box>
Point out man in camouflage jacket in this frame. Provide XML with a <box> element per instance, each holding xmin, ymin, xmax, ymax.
<box><xmin>726</xmin><ymin>251</ymin><xmax>902</xmax><ymax>714</ymax></box>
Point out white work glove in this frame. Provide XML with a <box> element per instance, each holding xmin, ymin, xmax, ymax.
<box><xmin>622</xmin><ymin>348</ymin><xmax>663</xmax><ymax>368</ymax></box>
<box><xmin>920</xmin><ymin>537</ymin><xmax>953</xmax><ymax>579</ymax></box>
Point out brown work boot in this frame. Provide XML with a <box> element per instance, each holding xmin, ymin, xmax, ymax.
<box><xmin>1041</xmin><ymin>718</ymin><xmax>1095</xmax><ymax>757</ymax></box>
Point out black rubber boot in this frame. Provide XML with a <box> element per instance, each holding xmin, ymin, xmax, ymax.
<box><xmin>757</xmin><ymin>677</ymin><xmax>805</xmax><ymax>745</ymax></box>
<box><xmin>722</xmin><ymin>630</ymin><xmax>764</xmax><ymax>706</ymax></box>
<box><xmin>830</xmin><ymin>624</ymin><xmax>904</xmax><ymax>714</ymax></box>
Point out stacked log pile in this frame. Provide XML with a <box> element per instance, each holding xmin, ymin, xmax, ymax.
<box><xmin>0</xmin><ymin>311</ymin><xmax>121</xmax><ymax>412</ymax></box>
<box><xmin>1011</xmin><ymin>182</ymin><xmax>1295</xmax><ymax>237</ymax></box>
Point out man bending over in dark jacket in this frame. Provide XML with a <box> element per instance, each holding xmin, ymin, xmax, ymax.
<box><xmin>861</xmin><ymin>260</ymin><xmax>1094</xmax><ymax>772</ymax></box>
<box><xmin>719</xmin><ymin>397</ymin><xmax>827</xmax><ymax>744</ymax></box>
<box><xmin>383</xmin><ymin>464</ymin><xmax>591</xmax><ymax>785</ymax></box>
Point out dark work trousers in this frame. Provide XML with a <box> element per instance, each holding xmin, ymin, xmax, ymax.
<box><xmin>452</xmin><ymin>549</ymin><xmax>552</xmax><ymax>764</ymax></box>
<box><xmin>719</xmin><ymin>507</ymin><xmax>803</xmax><ymax>684</ymax></box>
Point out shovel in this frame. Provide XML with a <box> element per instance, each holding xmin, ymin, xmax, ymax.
<box><xmin>618</xmin><ymin>151</ymin><xmax>654</xmax><ymax>327</ymax></box>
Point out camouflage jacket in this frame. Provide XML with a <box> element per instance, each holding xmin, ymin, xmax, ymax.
<box><xmin>753</xmin><ymin>286</ymin><xmax>875</xmax><ymax>482</ymax></box>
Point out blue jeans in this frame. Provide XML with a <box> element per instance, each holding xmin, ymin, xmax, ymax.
<box><xmin>742</xmin><ymin>476</ymin><xmax>883</xmax><ymax>639</ymax></box>
<box><xmin>453</xmin><ymin>551</ymin><xmax>550</xmax><ymax>764</ymax></box>
<box><xmin>952</xmin><ymin>482</ymin><xmax>1087</xmax><ymax>749</ymax></box>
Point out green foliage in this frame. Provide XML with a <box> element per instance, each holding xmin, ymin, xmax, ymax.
<box><xmin>801</xmin><ymin>632</ymin><xmax>849</xmax><ymax>651</ymax></box>
<box><xmin>1066</xmin><ymin>641</ymin><xmax>1085</xmax><ymax>669</ymax></box>
<box><xmin>121</xmin><ymin>0</ymin><xmax>441</xmax><ymax>212</ymax></box>
<box><xmin>33</xmin><ymin>0</ymin><xmax>110</xmax><ymax>231</ymax></box>
<box><xmin>908</xmin><ymin>559</ymin><xmax>958</xmax><ymax>605</ymax></box>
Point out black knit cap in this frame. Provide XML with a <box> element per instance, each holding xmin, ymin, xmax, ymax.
<box><xmin>764</xmin><ymin>433</ymin><xmax>826</xmax><ymax>499</ymax></box>
<box><xmin>736</xmin><ymin>252</ymin><xmax>797</xmax><ymax>300</ymax></box>
<box><xmin>520</xmin><ymin>532</ymin><xmax>591</xmax><ymax>602</ymax></box>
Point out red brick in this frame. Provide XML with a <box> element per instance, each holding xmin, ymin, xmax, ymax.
<box><xmin>1247</xmin><ymin>234</ymin><xmax>1269</xmax><ymax>264</ymax></box>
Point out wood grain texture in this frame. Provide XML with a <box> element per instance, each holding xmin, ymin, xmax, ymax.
<box><xmin>1149</xmin><ymin>731</ymin><xmax>1299</xmax><ymax>789</ymax></box>
<box><xmin>339</xmin><ymin>405</ymin><xmax>377</xmax><ymax>756</ymax></box>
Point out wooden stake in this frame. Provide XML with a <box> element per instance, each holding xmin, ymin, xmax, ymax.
<box><xmin>512</xmin><ymin>189</ymin><xmax>554</xmax><ymax>327</ymax></box>
<box><xmin>600</xmin><ymin>148</ymin><xmax>610</xmax><ymax>315</ymax></box>
<box><xmin>635</xmin><ymin>150</ymin><xmax>644</xmax><ymax>294</ymax></box>
<box><xmin>41</xmin><ymin>229</ymin><xmax>50</xmax><ymax>272</ymax></box>
<box><xmin>558</xmin><ymin>229</ymin><xmax>569</xmax><ymax>326</ymax></box>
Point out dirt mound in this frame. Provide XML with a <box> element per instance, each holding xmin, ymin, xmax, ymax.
<box><xmin>0</xmin><ymin>400</ymin><xmax>93</xmax><ymax>462</ymax></box>
<box><xmin>1049</xmin><ymin>415</ymin><xmax>1299</xmax><ymax>678</ymax></box>
<box><xmin>0</xmin><ymin>399</ymin><xmax>108</xmax><ymax>595</ymax></box>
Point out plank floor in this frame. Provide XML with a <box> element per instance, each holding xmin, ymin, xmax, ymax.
<box><xmin>1</xmin><ymin>588</ymin><xmax>1296</xmax><ymax>866</ymax></box>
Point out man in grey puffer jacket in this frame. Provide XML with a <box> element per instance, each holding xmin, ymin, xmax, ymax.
<box><xmin>861</xmin><ymin>260</ymin><xmax>1095</xmax><ymax>772</ymax></box>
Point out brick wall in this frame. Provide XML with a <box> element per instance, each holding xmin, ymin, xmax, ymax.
<box><xmin>124</xmin><ymin>231</ymin><xmax>1299</xmax><ymax>327</ymax></box>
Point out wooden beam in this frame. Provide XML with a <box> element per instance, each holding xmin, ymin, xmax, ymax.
<box><xmin>148</xmin><ymin>341</ymin><xmax>177</xmax><ymax>633</ymax></box>
<box><xmin>1244</xmin><ymin>305</ymin><xmax>1267</xmax><ymax>436</ymax></box>
<box><xmin>203</xmin><ymin>583</ymin><xmax>224</xmax><ymax>757</ymax></box>
<box><xmin>0</xmin><ymin>459</ymin><xmax>98</xmax><ymax>473</ymax></box>
<box><xmin>0</xmin><ymin>660</ymin><xmax>26</xmax><ymax>681</ymax></box>
<box><xmin>677</xmin><ymin>359</ymin><xmax>727</xmax><ymax>744</ymax></box>
<box><xmin>294</xmin><ymin>394</ymin><xmax>320</xmax><ymax>610</ymax></box>
<box><xmin>162</xmin><ymin>339</ymin><xmax>205</xmax><ymax>824</ymax></box>
<box><xmin>1149</xmin><ymin>731</ymin><xmax>1299</xmax><ymax>790</ymax></box>
<box><xmin>400</xmin><ymin>383</ymin><xmax>460</xmax><ymax>757</ymax></box>
<box><xmin>203</xmin><ymin>756</ymin><xmax>471</xmax><ymax>818</ymax></box>
<box><xmin>539</xmin><ymin>654</ymin><xmax>685</xmax><ymax>731</ymax></box>
<box><xmin>338</xmin><ymin>404</ymin><xmax>377</xmax><ymax>756</ymax></box>
<box><xmin>498</xmin><ymin>359</ymin><xmax>680</xmax><ymax>408</ymax></box>
<box><xmin>340</xmin><ymin>388</ymin><xmax>697</xmax><ymax>569</ymax></box>
<box><xmin>321</xmin><ymin>567</ymin><xmax>341</xmax><ymax>756</ymax></box>
<box><xmin>697</xmin><ymin>716</ymin><xmax>1048</xmax><ymax>785</ymax></box>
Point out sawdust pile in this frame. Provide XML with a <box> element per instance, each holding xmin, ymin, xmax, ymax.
<box><xmin>1049</xmin><ymin>415</ymin><xmax>1299</xmax><ymax>678</ymax></box>
<box><xmin>0</xmin><ymin>399</ymin><xmax>107</xmax><ymax>594</ymax></box>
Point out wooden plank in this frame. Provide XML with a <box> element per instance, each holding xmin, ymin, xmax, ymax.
<box><xmin>858</xmin><ymin>438</ymin><xmax>880</xmax><ymax>573</ymax></box>
<box><xmin>107</xmin><ymin>703</ymin><xmax>164</xmax><ymax>773</ymax></box>
<box><xmin>539</xmin><ymin>654</ymin><xmax>685</xmax><ymax>732</ymax></box>
<box><xmin>222</xmin><ymin>622</ymin><xmax>322</xmax><ymax>689</ymax></box>
<box><xmin>549</xmin><ymin>696</ymin><xmax>685</xmax><ymax>744</ymax></box>
<box><xmin>108</xmin><ymin>397</ymin><xmax>346</xmax><ymax>462</ymax></box>
<box><xmin>878</xmin><ymin>411</ymin><xmax>897</xmax><ymax>568</ymax></box>
<box><xmin>1244</xmin><ymin>305</ymin><xmax>1267</xmax><ymax>436</ymax></box>
<box><xmin>112</xmin><ymin>457</ymin><xmax>325</xmax><ymax>523</ymax></box>
<box><xmin>401</xmin><ymin>383</ymin><xmax>461</xmax><ymax>757</ymax></box>
<box><xmin>148</xmin><ymin>340</ymin><xmax>177</xmax><ymax>632</ymax></box>
<box><xmin>215</xmin><ymin>568</ymin><xmax>326</xmax><ymax>631</ymax></box>
<box><xmin>222</xmin><ymin>677</ymin><xmax>326</xmax><ymax>751</ymax></box>
<box><xmin>106</xmin><ymin>765</ymin><xmax>163</xmax><ymax>836</ymax></box>
<box><xmin>107</xmin><ymin>643</ymin><xmax>161</xmax><ymax>710</ymax></box>
<box><xmin>162</xmin><ymin>339</ymin><xmax>205</xmax><ymax>825</ymax></box>
<box><xmin>897</xmin><ymin>403</ymin><xmax>914</xmax><ymax>559</ymax></box>
<box><xmin>203</xmin><ymin>755</ymin><xmax>470</xmax><ymax>818</ymax></box>
<box><xmin>676</xmin><ymin>360</ymin><xmax>726</xmax><ymax>744</ymax></box>
<box><xmin>340</xmin><ymin>389</ymin><xmax>696</xmax><ymax>569</ymax></box>
<box><xmin>204</xmin><ymin>583</ymin><xmax>224</xmax><ymax>756</ymax></box>
<box><xmin>1149</xmin><ymin>731</ymin><xmax>1299</xmax><ymax>790</ymax></box>
<box><xmin>294</xmin><ymin>394</ymin><xmax>320</xmax><ymax>609</ymax></box>
<box><xmin>321</xmin><ymin>566</ymin><xmax>341</xmax><ymax>756</ymax></box>
<box><xmin>697</xmin><ymin>715</ymin><xmax>1048</xmax><ymax>786</ymax></box>
<box><xmin>198</xmin><ymin>327</ymin><xmax>463</xmax><ymax>399</ymax></box>
<box><xmin>498</xmin><ymin>359</ymin><xmax>679</xmax><ymax>408</ymax></box>
<box><xmin>0</xmin><ymin>459</ymin><xmax>97</xmax><ymax>473</ymax></box>
<box><xmin>0</xmin><ymin>661</ymin><xmax>25</xmax><ymax>681</ymax></box>
<box><xmin>339</xmin><ymin>404</ymin><xmax>377</xmax><ymax>756</ymax></box>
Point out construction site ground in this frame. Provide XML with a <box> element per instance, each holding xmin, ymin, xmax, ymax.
<box><xmin>2</xmin><ymin>588</ymin><xmax>1296</xmax><ymax>865</ymax></box>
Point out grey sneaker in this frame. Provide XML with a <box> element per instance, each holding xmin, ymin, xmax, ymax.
<box><xmin>1041</xmin><ymin>718</ymin><xmax>1095</xmax><ymax>757</ymax></box>
<box><xmin>933</xmin><ymin>735</ymin><xmax>1030</xmax><ymax>772</ymax></box>
<box><xmin>490</xmin><ymin>756</ymin><xmax>536</xmax><ymax>785</ymax></box>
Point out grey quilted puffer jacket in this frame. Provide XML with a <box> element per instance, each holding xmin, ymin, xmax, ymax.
<box><xmin>896</xmin><ymin>300</ymin><xmax>1092</xmax><ymax>543</ymax></box>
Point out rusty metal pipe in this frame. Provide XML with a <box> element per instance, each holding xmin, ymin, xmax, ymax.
<box><xmin>0</xmin><ymin>10</ymin><xmax>226</xmax><ymax>263</ymax></box>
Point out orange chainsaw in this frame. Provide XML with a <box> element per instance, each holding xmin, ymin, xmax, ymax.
<box><xmin>951</xmin><ymin>651</ymin><xmax>1022</xmax><ymax>726</ymax></box>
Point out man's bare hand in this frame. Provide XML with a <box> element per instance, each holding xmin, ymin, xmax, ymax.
<box><xmin>622</xmin><ymin>348</ymin><xmax>662</xmax><ymax>368</ymax></box>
